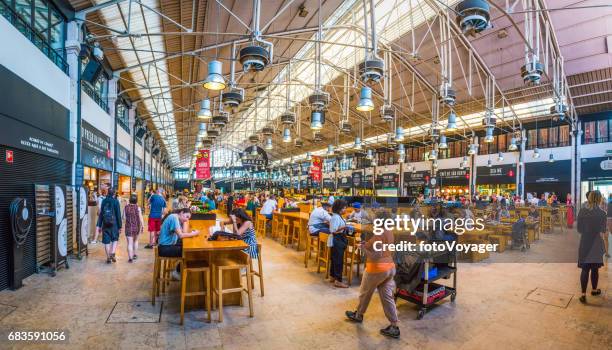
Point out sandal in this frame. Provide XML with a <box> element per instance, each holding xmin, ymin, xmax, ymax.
<box><xmin>591</xmin><ymin>289</ymin><xmax>601</xmax><ymax>296</ymax></box>
<box><xmin>345</xmin><ymin>310</ymin><xmax>363</xmax><ymax>323</ymax></box>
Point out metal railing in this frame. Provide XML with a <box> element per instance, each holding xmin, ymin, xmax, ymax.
<box><xmin>81</xmin><ymin>82</ymin><xmax>109</xmax><ymax>113</ymax></box>
<box><xmin>0</xmin><ymin>0</ymin><xmax>68</xmax><ymax>74</ymax></box>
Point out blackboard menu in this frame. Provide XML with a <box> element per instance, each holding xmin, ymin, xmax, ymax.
<box><xmin>526</xmin><ymin>160</ymin><xmax>571</xmax><ymax>183</ymax></box>
<box><xmin>323</xmin><ymin>178</ymin><xmax>335</xmax><ymax>189</ymax></box>
<box><xmin>338</xmin><ymin>176</ymin><xmax>352</xmax><ymax>188</ymax></box>
<box><xmin>404</xmin><ymin>171</ymin><xmax>430</xmax><ymax>187</ymax></box>
<box><xmin>438</xmin><ymin>168</ymin><xmax>469</xmax><ymax>186</ymax></box>
<box><xmin>476</xmin><ymin>164</ymin><xmax>516</xmax><ymax>184</ymax></box>
<box><xmin>376</xmin><ymin>173</ymin><xmax>399</xmax><ymax>189</ymax></box>
<box><xmin>352</xmin><ymin>172</ymin><xmax>363</xmax><ymax>188</ymax></box>
<box><xmin>363</xmin><ymin>174</ymin><xmax>373</xmax><ymax>189</ymax></box>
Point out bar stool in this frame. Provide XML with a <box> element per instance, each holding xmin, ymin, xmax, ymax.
<box><xmin>180</xmin><ymin>259</ymin><xmax>211</xmax><ymax>324</ymax></box>
<box><xmin>256</xmin><ymin>214</ymin><xmax>267</xmax><ymax>238</ymax></box>
<box><xmin>316</xmin><ymin>232</ymin><xmax>330</xmax><ymax>279</ymax></box>
<box><xmin>212</xmin><ymin>252</ymin><xmax>254</xmax><ymax>322</ymax></box>
<box><xmin>249</xmin><ymin>244</ymin><xmax>264</xmax><ymax>297</ymax></box>
<box><xmin>304</xmin><ymin>233</ymin><xmax>318</xmax><ymax>268</ymax></box>
<box><xmin>281</xmin><ymin>218</ymin><xmax>291</xmax><ymax>246</ymax></box>
<box><xmin>290</xmin><ymin>221</ymin><xmax>301</xmax><ymax>249</ymax></box>
<box><xmin>151</xmin><ymin>246</ymin><xmax>182</xmax><ymax>305</ymax></box>
<box><xmin>540</xmin><ymin>210</ymin><xmax>552</xmax><ymax>233</ymax></box>
<box><xmin>343</xmin><ymin>236</ymin><xmax>359</xmax><ymax>286</ymax></box>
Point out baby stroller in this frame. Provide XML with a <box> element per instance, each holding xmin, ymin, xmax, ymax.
<box><xmin>510</xmin><ymin>218</ymin><xmax>529</xmax><ymax>251</ymax></box>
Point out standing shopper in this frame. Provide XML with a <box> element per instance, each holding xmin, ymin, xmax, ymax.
<box><xmin>146</xmin><ymin>188</ymin><xmax>167</xmax><ymax>249</ymax></box>
<box><xmin>576</xmin><ymin>190</ymin><xmax>606</xmax><ymax>304</ymax></box>
<box><xmin>123</xmin><ymin>194</ymin><xmax>143</xmax><ymax>263</ymax></box>
<box><xmin>566</xmin><ymin>193</ymin><xmax>574</xmax><ymax>228</ymax></box>
<box><xmin>96</xmin><ymin>188</ymin><xmax>122</xmax><ymax>264</ymax></box>
<box><xmin>346</xmin><ymin>210</ymin><xmax>400</xmax><ymax>339</ymax></box>
<box><xmin>91</xmin><ymin>189</ymin><xmax>106</xmax><ymax>244</ymax></box>
<box><xmin>606</xmin><ymin>193</ymin><xmax>612</xmax><ymax>258</ymax></box>
<box><xmin>328</xmin><ymin>199</ymin><xmax>349</xmax><ymax>288</ymax></box>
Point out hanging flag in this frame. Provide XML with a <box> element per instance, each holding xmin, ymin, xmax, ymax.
<box><xmin>195</xmin><ymin>150</ymin><xmax>211</xmax><ymax>179</ymax></box>
<box><xmin>310</xmin><ymin>155</ymin><xmax>322</xmax><ymax>183</ymax></box>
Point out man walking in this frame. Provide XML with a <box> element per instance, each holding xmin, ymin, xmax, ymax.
<box><xmin>146</xmin><ymin>188</ymin><xmax>167</xmax><ymax>249</ymax></box>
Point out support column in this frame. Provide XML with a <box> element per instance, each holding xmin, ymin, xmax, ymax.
<box><xmin>519</xmin><ymin>129</ymin><xmax>527</xmax><ymax>200</ymax></box>
<box><xmin>128</xmin><ymin>106</ymin><xmax>137</xmax><ymax>192</ymax></box>
<box><xmin>574</xmin><ymin>123</ymin><xmax>583</xmax><ymax>208</ymax></box>
<box><xmin>108</xmin><ymin>77</ymin><xmax>118</xmax><ymax>188</ymax></box>
<box><xmin>470</xmin><ymin>137</ymin><xmax>478</xmax><ymax>198</ymax></box>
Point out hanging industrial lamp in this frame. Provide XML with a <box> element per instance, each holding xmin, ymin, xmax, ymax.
<box><xmin>397</xmin><ymin>143</ymin><xmax>405</xmax><ymax>157</ymax></box>
<box><xmin>306</xmin><ymin>152</ymin><xmax>312</xmax><ymax>161</ymax></box>
<box><xmin>497</xmin><ymin>152</ymin><xmax>504</xmax><ymax>161</ymax></box>
<box><xmin>353</xmin><ymin>137</ymin><xmax>362</xmax><ymax>150</ymax></box>
<box><xmin>327</xmin><ymin>144</ymin><xmax>335</xmax><ymax>156</ymax></box>
<box><xmin>467</xmin><ymin>143</ymin><xmax>478</xmax><ymax>155</ymax></box>
<box><xmin>429</xmin><ymin>149</ymin><xmax>438</xmax><ymax>160</ymax></box>
<box><xmin>484</xmin><ymin>127</ymin><xmax>494</xmax><ymax>143</ymax></box>
<box><xmin>508</xmin><ymin>137</ymin><xmax>518</xmax><ymax>151</ymax></box>
<box><xmin>487</xmin><ymin>159</ymin><xmax>492</xmax><ymax>167</ymax></box>
<box><xmin>250</xmin><ymin>145</ymin><xmax>258</xmax><ymax>156</ymax></box>
<box><xmin>548</xmin><ymin>153</ymin><xmax>554</xmax><ymax>163</ymax></box>
<box><xmin>197</xmin><ymin>99</ymin><xmax>212</xmax><ymax>119</ymax></box>
<box><xmin>264</xmin><ymin>137</ymin><xmax>273</xmax><ymax>150</ymax></box>
<box><xmin>282</xmin><ymin>128</ymin><xmax>291</xmax><ymax>143</ymax></box>
<box><xmin>198</xmin><ymin>122</ymin><xmax>208</xmax><ymax>137</ymax></box>
<box><xmin>356</xmin><ymin>86</ymin><xmax>374</xmax><ymax>112</ymax></box>
<box><xmin>203</xmin><ymin>60</ymin><xmax>226</xmax><ymax>90</ymax></box>
<box><xmin>394</xmin><ymin>127</ymin><xmax>404</xmax><ymax>142</ymax></box>
<box><xmin>310</xmin><ymin>111</ymin><xmax>323</xmax><ymax>130</ymax></box>
<box><xmin>366</xmin><ymin>149</ymin><xmax>373</xmax><ymax>160</ymax></box>
<box><xmin>533</xmin><ymin>148</ymin><xmax>541</xmax><ymax>158</ymax></box>
<box><xmin>446</xmin><ymin>111</ymin><xmax>458</xmax><ymax>131</ymax></box>
<box><xmin>439</xmin><ymin>135</ymin><xmax>448</xmax><ymax>149</ymax></box>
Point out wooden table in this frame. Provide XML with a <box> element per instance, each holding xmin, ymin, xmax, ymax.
<box><xmin>182</xmin><ymin>219</ymin><xmax>249</xmax><ymax>309</ymax></box>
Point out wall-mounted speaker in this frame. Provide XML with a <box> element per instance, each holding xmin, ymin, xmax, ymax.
<box><xmin>81</xmin><ymin>59</ymin><xmax>102</xmax><ymax>84</ymax></box>
<box><xmin>134</xmin><ymin>126</ymin><xmax>146</xmax><ymax>138</ymax></box>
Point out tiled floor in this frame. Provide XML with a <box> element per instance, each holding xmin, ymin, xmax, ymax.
<box><xmin>0</xmin><ymin>229</ymin><xmax>609</xmax><ymax>350</ymax></box>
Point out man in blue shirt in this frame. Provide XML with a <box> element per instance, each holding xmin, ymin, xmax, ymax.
<box><xmin>146</xmin><ymin>188</ymin><xmax>167</xmax><ymax>248</ymax></box>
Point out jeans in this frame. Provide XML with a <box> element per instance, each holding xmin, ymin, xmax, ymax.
<box><xmin>310</xmin><ymin>223</ymin><xmax>330</xmax><ymax>236</ymax></box>
<box><xmin>263</xmin><ymin>213</ymin><xmax>273</xmax><ymax>220</ymax></box>
<box><xmin>329</xmin><ymin>234</ymin><xmax>347</xmax><ymax>282</ymax></box>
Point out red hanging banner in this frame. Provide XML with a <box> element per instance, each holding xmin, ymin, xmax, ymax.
<box><xmin>309</xmin><ymin>155</ymin><xmax>322</xmax><ymax>182</ymax></box>
<box><xmin>195</xmin><ymin>150</ymin><xmax>211</xmax><ymax>179</ymax></box>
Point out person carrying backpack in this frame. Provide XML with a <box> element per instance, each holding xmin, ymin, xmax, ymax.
<box><xmin>96</xmin><ymin>188</ymin><xmax>122</xmax><ymax>264</ymax></box>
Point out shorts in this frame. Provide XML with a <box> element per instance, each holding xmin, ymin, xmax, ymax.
<box><xmin>102</xmin><ymin>230</ymin><xmax>119</xmax><ymax>244</ymax></box>
<box><xmin>148</xmin><ymin>218</ymin><xmax>162</xmax><ymax>232</ymax></box>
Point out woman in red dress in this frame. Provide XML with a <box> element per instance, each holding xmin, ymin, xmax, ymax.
<box><xmin>566</xmin><ymin>193</ymin><xmax>574</xmax><ymax>228</ymax></box>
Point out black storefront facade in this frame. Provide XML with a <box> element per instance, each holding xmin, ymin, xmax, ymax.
<box><xmin>524</xmin><ymin>160</ymin><xmax>571</xmax><ymax>198</ymax></box>
<box><xmin>404</xmin><ymin>170</ymin><xmax>431</xmax><ymax>196</ymax></box>
<box><xmin>476</xmin><ymin>164</ymin><xmax>517</xmax><ymax>196</ymax></box>
<box><xmin>115</xmin><ymin>144</ymin><xmax>131</xmax><ymax>195</ymax></box>
<box><xmin>580</xmin><ymin>157</ymin><xmax>612</xmax><ymax>200</ymax></box>
<box><xmin>81</xmin><ymin>120</ymin><xmax>113</xmax><ymax>193</ymax></box>
<box><xmin>0</xmin><ymin>65</ymin><xmax>74</xmax><ymax>291</ymax></box>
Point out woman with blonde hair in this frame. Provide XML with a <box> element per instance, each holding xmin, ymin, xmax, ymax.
<box><xmin>576</xmin><ymin>190</ymin><xmax>606</xmax><ymax>304</ymax></box>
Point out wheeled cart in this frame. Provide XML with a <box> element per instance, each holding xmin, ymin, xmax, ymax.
<box><xmin>394</xmin><ymin>249</ymin><xmax>457</xmax><ymax>320</ymax></box>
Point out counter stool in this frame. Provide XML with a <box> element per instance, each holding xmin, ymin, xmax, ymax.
<box><xmin>212</xmin><ymin>253</ymin><xmax>254</xmax><ymax>322</ymax></box>
<box><xmin>249</xmin><ymin>244</ymin><xmax>264</xmax><ymax>297</ymax></box>
<box><xmin>290</xmin><ymin>223</ymin><xmax>301</xmax><ymax>249</ymax></box>
<box><xmin>540</xmin><ymin>211</ymin><xmax>552</xmax><ymax>233</ymax></box>
<box><xmin>281</xmin><ymin>218</ymin><xmax>291</xmax><ymax>246</ymax></box>
<box><xmin>316</xmin><ymin>233</ymin><xmax>330</xmax><ymax>279</ymax></box>
<box><xmin>151</xmin><ymin>246</ymin><xmax>182</xmax><ymax>305</ymax></box>
<box><xmin>180</xmin><ymin>260</ymin><xmax>211</xmax><ymax>324</ymax></box>
<box><xmin>256</xmin><ymin>214</ymin><xmax>267</xmax><ymax>238</ymax></box>
<box><xmin>304</xmin><ymin>234</ymin><xmax>318</xmax><ymax>268</ymax></box>
<box><xmin>343</xmin><ymin>236</ymin><xmax>359</xmax><ymax>286</ymax></box>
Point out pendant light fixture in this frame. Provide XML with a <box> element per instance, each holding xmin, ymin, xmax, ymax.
<box><xmin>429</xmin><ymin>149</ymin><xmax>438</xmax><ymax>160</ymax></box>
<box><xmin>397</xmin><ymin>143</ymin><xmax>405</xmax><ymax>158</ymax></box>
<box><xmin>548</xmin><ymin>153</ymin><xmax>554</xmax><ymax>163</ymax></box>
<box><xmin>310</xmin><ymin>111</ymin><xmax>323</xmax><ymax>130</ymax></box>
<box><xmin>250</xmin><ymin>145</ymin><xmax>258</xmax><ymax>156</ymax></box>
<box><xmin>533</xmin><ymin>148</ymin><xmax>541</xmax><ymax>158</ymax></box>
<box><xmin>306</xmin><ymin>152</ymin><xmax>312</xmax><ymax>161</ymax></box>
<box><xmin>487</xmin><ymin>159</ymin><xmax>492</xmax><ymax>167</ymax></box>
<box><xmin>264</xmin><ymin>137</ymin><xmax>273</xmax><ymax>150</ymax></box>
<box><xmin>353</xmin><ymin>137</ymin><xmax>362</xmax><ymax>150</ymax></box>
<box><xmin>203</xmin><ymin>60</ymin><xmax>226</xmax><ymax>90</ymax></box>
<box><xmin>327</xmin><ymin>144</ymin><xmax>335</xmax><ymax>156</ymax></box>
<box><xmin>467</xmin><ymin>143</ymin><xmax>478</xmax><ymax>155</ymax></box>
<box><xmin>366</xmin><ymin>149</ymin><xmax>373</xmax><ymax>160</ymax></box>
<box><xmin>432</xmin><ymin>160</ymin><xmax>439</xmax><ymax>169</ymax></box>
<box><xmin>356</xmin><ymin>86</ymin><xmax>374</xmax><ymax>112</ymax></box>
<box><xmin>198</xmin><ymin>122</ymin><xmax>208</xmax><ymax>137</ymax></box>
<box><xmin>371</xmin><ymin>158</ymin><xmax>377</xmax><ymax>167</ymax></box>
<box><xmin>497</xmin><ymin>152</ymin><xmax>504</xmax><ymax>161</ymax></box>
<box><xmin>439</xmin><ymin>135</ymin><xmax>448</xmax><ymax>149</ymax></box>
<box><xmin>459</xmin><ymin>161</ymin><xmax>465</xmax><ymax>170</ymax></box>
<box><xmin>394</xmin><ymin>127</ymin><xmax>404</xmax><ymax>142</ymax></box>
<box><xmin>484</xmin><ymin>126</ymin><xmax>494</xmax><ymax>143</ymax></box>
<box><xmin>197</xmin><ymin>99</ymin><xmax>212</xmax><ymax>119</ymax></box>
<box><xmin>446</xmin><ymin>111</ymin><xmax>458</xmax><ymax>131</ymax></box>
<box><xmin>508</xmin><ymin>137</ymin><xmax>518</xmax><ymax>151</ymax></box>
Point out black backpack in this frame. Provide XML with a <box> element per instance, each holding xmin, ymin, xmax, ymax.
<box><xmin>101</xmin><ymin>201</ymin><xmax>115</xmax><ymax>228</ymax></box>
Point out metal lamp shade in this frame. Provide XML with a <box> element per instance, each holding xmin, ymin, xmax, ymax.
<box><xmin>282</xmin><ymin>128</ymin><xmax>292</xmax><ymax>142</ymax></box>
<box><xmin>484</xmin><ymin>127</ymin><xmax>494</xmax><ymax>143</ymax></box>
<box><xmin>366</xmin><ymin>149</ymin><xmax>373</xmax><ymax>159</ymax></box>
<box><xmin>203</xmin><ymin>60</ymin><xmax>226</xmax><ymax>90</ymax></box>
<box><xmin>497</xmin><ymin>152</ymin><xmax>503</xmax><ymax>161</ymax></box>
<box><xmin>439</xmin><ymin>135</ymin><xmax>448</xmax><ymax>149</ymax></box>
<box><xmin>508</xmin><ymin>137</ymin><xmax>518</xmax><ymax>151</ymax></box>
<box><xmin>264</xmin><ymin>137</ymin><xmax>273</xmax><ymax>150</ymax></box>
<box><xmin>353</xmin><ymin>137</ymin><xmax>362</xmax><ymax>150</ymax></box>
<box><xmin>250</xmin><ymin>146</ymin><xmax>258</xmax><ymax>156</ymax></box>
<box><xmin>548</xmin><ymin>153</ymin><xmax>554</xmax><ymax>163</ymax></box>
<box><xmin>446</xmin><ymin>111</ymin><xmax>458</xmax><ymax>131</ymax></box>
<box><xmin>533</xmin><ymin>148</ymin><xmax>540</xmax><ymax>158</ymax></box>
<box><xmin>197</xmin><ymin>99</ymin><xmax>212</xmax><ymax>119</ymax></box>
<box><xmin>394</xmin><ymin>127</ymin><xmax>404</xmax><ymax>142</ymax></box>
<box><xmin>327</xmin><ymin>144</ymin><xmax>335</xmax><ymax>155</ymax></box>
<box><xmin>310</xmin><ymin>111</ymin><xmax>323</xmax><ymax>130</ymax></box>
<box><xmin>198</xmin><ymin>123</ymin><xmax>207</xmax><ymax>137</ymax></box>
<box><xmin>429</xmin><ymin>149</ymin><xmax>438</xmax><ymax>160</ymax></box>
<box><xmin>356</xmin><ymin>86</ymin><xmax>374</xmax><ymax>112</ymax></box>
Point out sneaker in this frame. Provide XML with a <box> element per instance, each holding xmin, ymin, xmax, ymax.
<box><xmin>171</xmin><ymin>270</ymin><xmax>181</xmax><ymax>281</ymax></box>
<box><xmin>579</xmin><ymin>295</ymin><xmax>587</xmax><ymax>304</ymax></box>
<box><xmin>128</xmin><ymin>259</ymin><xmax>133</xmax><ymax>263</ymax></box>
<box><xmin>380</xmin><ymin>325</ymin><xmax>400</xmax><ymax>339</ymax></box>
<box><xmin>145</xmin><ymin>244</ymin><xmax>153</xmax><ymax>249</ymax></box>
<box><xmin>334</xmin><ymin>280</ymin><xmax>349</xmax><ymax>288</ymax></box>
<box><xmin>133</xmin><ymin>255</ymin><xmax>138</xmax><ymax>260</ymax></box>
<box><xmin>345</xmin><ymin>311</ymin><xmax>363</xmax><ymax>323</ymax></box>
<box><xmin>106</xmin><ymin>258</ymin><xmax>112</xmax><ymax>264</ymax></box>
<box><xmin>91</xmin><ymin>240</ymin><xmax>98</xmax><ymax>244</ymax></box>
<box><xmin>591</xmin><ymin>289</ymin><xmax>602</xmax><ymax>296</ymax></box>
<box><xmin>111</xmin><ymin>254</ymin><xmax>117</xmax><ymax>263</ymax></box>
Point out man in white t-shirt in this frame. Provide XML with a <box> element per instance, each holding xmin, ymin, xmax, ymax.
<box><xmin>260</xmin><ymin>194</ymin><xmax>277</xmax><ymax>220</ymax></box>
<box><xmin>308</xmin><ymin>202</ymin><xmax>332</xmax><ymax>235</ymax></box>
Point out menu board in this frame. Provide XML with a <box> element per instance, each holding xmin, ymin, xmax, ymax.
<box><xmin>404</xmin><ymin>171</ymin><xmax>431</xmax><ymax>187</ymax></box>
<box><xmin>323</xmin><ymin>178</ymin><xmax>335</xmax><ymax>189</ymax></box>
<box><xmin>376</xmin><ymin>173</ymin><xmax>399</xmax><ymax>189</ymax></box>
<box><xmin>338</xmin><ymin>176</ymin><xmax>352</xmax><ymax>189</ymax></box>
<box><xmin>476</xmin><ymin>164</ymin><xmax>515</xmax><ymax>184</ymax></box>
<box><xmin>352</xmin><ymin>172</ymin><xmax>363</xmax><ymax>188</ymax></box>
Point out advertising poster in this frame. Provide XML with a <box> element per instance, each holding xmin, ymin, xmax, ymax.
<box><xmin>195</xmin><ymin>149</ymin><xmax>211</xmax><ymax>179</ymax></box>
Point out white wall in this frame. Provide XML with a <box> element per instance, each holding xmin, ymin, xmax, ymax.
<box><xmin>81</xmin><ymin>92</ymin><xmax>113</xmax><ymax>136</ymax></box>
<box><xmin>524</xmin><ymin>146</ymin><xmax>571</xmax><ymax>163</ymax></box>
<box><xmin>474</xmin><ymin>152</ymin><xmax>519</xmax><ymax>167</ymax></box>
<box><xmin>134</xmin><ymin>142</ymin><xmax>143</xmax><ymax>159</ymax></box>
<box><xmin>580</xmin><ymin>142</ymin><xmax>611</xmax><ymax>159</ymax></box>
<box><xmin>0</xmin><ymin>16</ymin><xmax>70</xmax><ymax>108</ymax></box>
<box><xmin>117</xmin><ymin>127</ymin><xmax>131</xmax><ymax>150</ymax></box>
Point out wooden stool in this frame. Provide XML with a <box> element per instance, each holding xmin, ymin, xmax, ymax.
<box><xmin>290</xmin><ymin>223</ymin><xmax>300</xmax><ymax>249</ymax></box>
<box><xmin>249</xmin><ymin>244</ymin><xmax>264</xmax><ymax>297</ymax></box>
<box><xmin>281</xmin><ymin>218</ymin><xmax>291</xmax><ymax>246</ymax></box>
<box><xmin>304</xmin><ymin>234</ymin><xmax>319</xmax><ymax>268</ymax></box>
<box><xmin>316</xmin><ymin>233</ymin><xmax>330</xmax><ymax>279</ymax></box>
<box><xmin>180</xmin><ymin>259</ymin><xmax>211</xmax><ymax>324</ymax></box>
<box><xmin>256</xmin><ymin>214</ymin><xmax>267</xmax><ymax>238</ymax></box>
<box><xmin>212</xmin><ymin>253</ymin><xmax>254</xmax><ymax>322</ymax></box>
<box><xmin>151</xmin><ymin>246</ymin><xmax>182</xmax><ymax>305</ymax></box>
<box><xmin>540</xmin><ymin>211</ymin><xmax>552</xmax><ymax>233</ymax></box>
<box><xmin>343</xmin><ymin>236</ymin><xmax>359</xmax><ymax>285</ymax></box>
